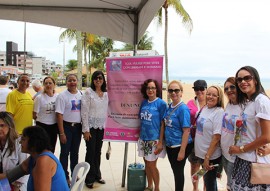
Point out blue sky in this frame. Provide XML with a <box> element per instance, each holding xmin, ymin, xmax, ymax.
<box><xmin>0</xmin><ymin>0</ymin><xmax>269</xmax><ymax>78</ymax></box>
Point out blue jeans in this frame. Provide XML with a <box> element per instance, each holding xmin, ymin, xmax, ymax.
<box><xmin>222</xmin><ymin>155</ymin><xmax>234</xmax><ymax>190</ymax></box>
<box><xmin>59</xmin><ymin>122</ymin><xmax>82</xmax><ymax>179</ymax></box>
<box><xmin>200</xmin><ymin>156</ymin><xmax>221</xmax><ymax>191</ymax></box>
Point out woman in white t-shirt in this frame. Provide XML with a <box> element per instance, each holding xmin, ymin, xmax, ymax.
<box><xmin>194</xmin><ymin>85</ymin><xmax>224</xmax><ymax>191</ymax></box>
<box><xmin>33</xmin><ymin>77</ymin><xmax>58</xmax><ymax>153</ymax></box>
<box><xmin>229</xmin><ymin>66</ymin><xmax>270</xmax><ymax>190</ymax></box>
<box><xmin>55</xmin><ymin>74</ymin><xmax>82</xmax><ymax>185</ymax></box>
<box><xmin>221</xmin><ymin>77</ymin><xmax>242</xmax><ymax>191</ymax></box>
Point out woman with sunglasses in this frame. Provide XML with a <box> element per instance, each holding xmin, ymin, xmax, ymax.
<box><xmin>194</xmin><ymin>85</ymin><xmax>224</xmax><ymax>191</ymax></box>
<box><xmin>81</xmin><ymin>71</ymin><xmax>108</xmax><ymax>189</ymax></box>
<box><xmin>33</xmin><ymin>77</ymin><xmax>58</xmax><ymax>153</ymax></box>
<box><xmin>55</xmin><ymin>74</ymin><xmax>82</xmax><ymax>185</ymax></box>
<box><xmin>138</xmin><ymin>79</ymin><xmax>167</xmax><ymax>191</ymax></box>
<box><xmin>0</xmin><ymin>112</ymin><xmax>28</xmax><ymax>191</ymax></box>
<box><xmin>220</xmin><ymin>77</ymin><xmax>241</xmax><ymax>191</ymax></box>
<box><xmin>187</xmin><ymin>79</ymin><xmax>207</xmax><ymax>191</ymax></box>
<box><xmin>6</xmin><ymin>74</ymin><xmax>33</xmax><ymax>135</ymax></box>
<box><xmin>228</xmin><ymin>66</ymin><xmax>270</xmax><ymax>190</ymax></box>
<box><xmin>162</xmin><ymin>80</ymin><xmax>193</xmax><ymax>191</ymax></box>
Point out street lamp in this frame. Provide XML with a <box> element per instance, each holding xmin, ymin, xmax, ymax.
<box><xmin>23</xmin><ymin>22</ymin><xmax>26</xmax><ymax>73</ymax></box>
<box><xmin>61</xmin><ymin>40</ymin><xmax>65</xmax><ymax>77</ymax></box>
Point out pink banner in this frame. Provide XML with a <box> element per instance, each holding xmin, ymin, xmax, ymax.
<box><xmin>104</xmin><ymin>56</ymin><xmax>163</xmax><ymax>142</ymax></box>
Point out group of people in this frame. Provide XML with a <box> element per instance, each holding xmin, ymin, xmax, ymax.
<box><xmin>0</xmin><ymin>71</ymin><xmax>109</xmax><ymax>190</ymax></box>
<box><xmin>0</xmin><ymin>65</ymin><xmax>269</xmax><ymax>191</ymax></box>
<box><xmin>138</xmin><ymin>66</ymin><xmax>270</xmax><ymax>191</ymax></box>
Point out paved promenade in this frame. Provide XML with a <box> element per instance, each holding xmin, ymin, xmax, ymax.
<box><xmin>55</xmin><ymin>141</ymin><xmax>227</xmax><ymax>191</ymax></box>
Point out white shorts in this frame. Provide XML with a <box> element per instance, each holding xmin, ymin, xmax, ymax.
<box><xmin>137</xmin><ymin>139</ymin><xmax>166</xmax><ymax>161</ymax></box>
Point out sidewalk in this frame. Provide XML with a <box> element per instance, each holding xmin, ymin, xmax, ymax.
<box><xmin>55</xmin><ymin>141</ymin><xmax>227</xmax><ymax>191</ymax></box>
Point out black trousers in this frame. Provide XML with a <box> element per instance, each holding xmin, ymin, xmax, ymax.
<box><xmin>166</xmin><ymin>143</ymin><xmax>193</xmax><ymax>191</ymax></box>
<box><xmin>85</xmin><ymin>128</ymin><xmax>104</xmax><ymax>184</ymax></box>
<box><xmin>36</xmin><ymin>121</ymin><xmax>58</xmax><ymax>153</ymax></box>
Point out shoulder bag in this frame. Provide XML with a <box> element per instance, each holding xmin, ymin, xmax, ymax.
<box><xmin>190</xmin><ymin>106</ymin><xmax>204</xmax><ymax>140</ymax></box>
<box><xmin>250</xmin><ymin>126</ymin><xmax>270</xmax><ymax>184</ymax></box>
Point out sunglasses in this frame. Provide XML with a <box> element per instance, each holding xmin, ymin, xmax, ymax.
<box><xmin>0</xmin><ymin>124</ymin><xmax>7</xmax><ymax>128</ymax></box>
<box><xmin>224</xmin><ymin>85</ymin><xmax>236</xmax><ymax>92</ymax></box>
<box><xmin>168</xmin><ymin>89</ymin><xmax>181</xmax><ymax>94</ymax></box>
<box><xmin>94</xmin><ymin>76</ymin><xmax>103</xmax><ymax>81</ymax></box>
<box><xmin>146</xmin><ymin>87</ymin><xmax>156</xmax><ymax>91</ymax></box>
<box><xmin>194</xmin><ymin>87</ymin><xmax>205</xmax><ymax>92</ymax></box>
<box><xmin>8</xmin><ymin>86</ymin><xmax>14</xmax><ymax>90</ymax></box>
<box><xmin>236</xmin><ymin>75</ymin><xmax>253</xmax><ymax>84</ymax></box>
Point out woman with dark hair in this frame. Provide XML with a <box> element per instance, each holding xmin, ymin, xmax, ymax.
<box><xmin>6</xmin><ymin>74</ymin><xmax>33</xmax><ymax>134</ymax></box>
<box><xmin>162</xmin><ymin>80</ymin><xmax>193</xmax><ymax>191</ymax></box>
<box><xmin>81</xmin><ymin>70</ymin><xmax>108</xmax><ymax>188</ymax></box>
<box><xmin>187</xmin><ymin>79</ymin><xmax>207</xmax><ymax>191</ymax></box>
<box><xmin>138</xmin><ymin>79</ymin><xmax>167</xmax><ymax>191</ymax></box>
<box><xmin>0</xmin><ymin>126</ymin><xmax>69</xmax><ymax>190</ymax></box>
<box><xmin>229</xmin><ymin>66</ymin><xmax>270</xmax><ymax>190</ymax></box>
<box><xmin>0</xmin><ymin>111</ymin><xmax>28</xmax><ymax>191</ymax></box>
<box><xmin>221</xmin><ymin>77</ymin><xmax>241</xmax><ymax>191</ymax></box>
<box><xmin>55</xmin><ymin>74</ymin><xmax>82</xmax><ymax>185</ymax></box>
<box><xmin>33</xmin><ymin>76</ymin><xmax>59</xmax><ymax>153</ymax></box>
<box><xmin>194</xmin><ymin>85</ymin><xmax>224</xmax><ymax>191</ymax></box>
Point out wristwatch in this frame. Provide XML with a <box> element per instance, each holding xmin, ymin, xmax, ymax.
<box><xmin>240</xmin><ymin>145</ymin><xmax>245</xmax><ymax>153</ymax></box>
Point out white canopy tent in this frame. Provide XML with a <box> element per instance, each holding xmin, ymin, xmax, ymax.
<box><xmin>0</xmin><ymin>0</ymin><xmax>164</xmax><ymax>45</ymax></box>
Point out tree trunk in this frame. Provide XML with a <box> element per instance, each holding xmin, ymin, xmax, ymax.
<box><xmin>164</xmin><ymin>7</ymin><xmax>170</xmax><ymax>103</ymax></box>
<box><xmin>76</xmin><ymin>31</ymin><xmax>83</xmax><ymax>90</ymax></box>
<box><xmin>83</xmin><ymin>33</ymin><xmax>90</xmax><ymax>87</ymax></box>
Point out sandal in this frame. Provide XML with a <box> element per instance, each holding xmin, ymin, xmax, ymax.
<box><xmin>144</xmin><ymin>187</ymin><xmax>153</xmax><ymax>191</ymax></box>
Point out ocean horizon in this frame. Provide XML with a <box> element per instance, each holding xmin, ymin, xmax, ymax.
<box><xmin>169</xmin><ymin>76</ymin><xmax>270</xmax><ymax>90</ymax></box>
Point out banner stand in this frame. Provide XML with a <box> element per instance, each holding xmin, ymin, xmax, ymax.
<box><xmin>121</xmin><ymin>143</ymin><xmax>129</xmax><ymax>187</ymax></box>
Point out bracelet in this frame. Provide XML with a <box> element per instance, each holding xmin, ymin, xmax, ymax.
<box><xmin>59</xmin><ymin>132</ymin><xmax>65</xmax><ymax>136</ymax></box>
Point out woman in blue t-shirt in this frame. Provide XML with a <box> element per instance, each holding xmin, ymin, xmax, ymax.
<box><xmin>0</xmin><ymin>126</ymin><xmax>69</xmax><ymax>191</ymax></box>
<box><xmin>163</xmin><ymin>80</ymin><xmax>193</xmax><ymax>191</ymax></box>
<box><xmin>138</xmin><ymin>79</ymin><xmax>167</xmax><ymax>191</ymax></box>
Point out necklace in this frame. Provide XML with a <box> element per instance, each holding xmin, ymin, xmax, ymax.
<box><xmin>96</xmin><ymin>91</ymin><xmax>103</xmax><ymax>96</ymax></box>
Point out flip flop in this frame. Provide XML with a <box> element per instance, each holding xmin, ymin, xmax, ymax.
<box><xmin>144</xmin><ymin>187</ymin><xmax>153</xmax><ymax>191</ymax></box>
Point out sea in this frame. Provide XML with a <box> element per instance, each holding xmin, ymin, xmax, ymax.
<box><xmin>170</xmin><ymin>76</ymin><xmax>270</xmax><ymax>90</ymax></box>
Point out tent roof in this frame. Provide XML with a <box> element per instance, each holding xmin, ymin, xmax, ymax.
<box><xmin>0</xmin><ymin>0</ymin><xmax>164</xmax><ymax>44</ymax></box>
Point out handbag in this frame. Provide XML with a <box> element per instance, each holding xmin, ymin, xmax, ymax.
<box><xmin>106</xmin><ymin>142</ymin><xmax>111</xmax><ymax>160</ymax></box>
<box><xmin>250</xmin><ymin>162</ymin><xmax>270</xmax><ymax>184</ymax></box>
<box><xmin>250</xmin><ymin>126</ymin><xmax>270</xmax><ymax>184</ymax></box>
<box><xmin>190</xmin><ymin>106</ymin><xmax>204</xmax><ymax>140</ymax></box>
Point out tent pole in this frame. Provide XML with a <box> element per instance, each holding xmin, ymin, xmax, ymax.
<box><xmin>121</xmin><ymin>12</ymin><xmax>139</xmax><ymax>188</ymax></box>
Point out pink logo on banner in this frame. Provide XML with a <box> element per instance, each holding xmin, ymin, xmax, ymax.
<box><xmin>104</xmin><ymin>56</ymin><xmax>163</xmax><ymax>142</ymax></box>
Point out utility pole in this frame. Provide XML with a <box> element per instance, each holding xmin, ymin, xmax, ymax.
<box><xmin>23</xmin><ymin>22</ymin><xmax>26</xmax><ymax>73</ymax></box>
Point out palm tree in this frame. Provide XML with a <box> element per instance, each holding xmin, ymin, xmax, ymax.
<box><xmin>59</xmin><ymin>29</ymin><xmax>91</xmax><ymax>88</ymax></box>
<box><xmin>121</xmin><ymin>32</ymin><xmax>153</xmax><ymax>51</ymax></box>
<box><xmin>157</xmin><ymin>0</ymin><xmax>193</xmax><ymax>102</ymax></box>
<box><xmin>88</xmin><ymin>37</ymin><xmax>114</xmax><ymax>70</ymax></box>
<box><xmin>66</xmin><ymin>59</ymin><xmax>77</xmax><ymax>71</ymax></box>
<box><xmin>76</xmin><ymin>31</ymin><xmax>83</xmax><ymax>90</ymax></box>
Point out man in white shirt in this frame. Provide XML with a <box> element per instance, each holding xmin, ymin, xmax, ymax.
<box><xmin>32</xmin><ymin>79</ymin><xmax>43</xmax><ymax>100</ymax></box>
<box><xmin>0</xmin><ymin>75</ymin><xmax>11</xmax><ymax>111</ymax></box>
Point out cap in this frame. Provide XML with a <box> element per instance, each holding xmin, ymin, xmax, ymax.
<box><xmin>193</xmin><ymin>80</ymin><xmax>207</xmax><ymax>88</ymax></box>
